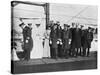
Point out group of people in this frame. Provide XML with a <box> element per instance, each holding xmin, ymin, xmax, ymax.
<box><xmin>49</xmin><ymin>21</ymin><xmax>94</xmax><ymax>59</ymax></box>
<box><xmin>13</xmin><ymin>21</ymin><xmax>94</xmax><ymax>61</ymax></box>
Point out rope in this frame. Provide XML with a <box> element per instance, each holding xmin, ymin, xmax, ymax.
<box><xmin>66</xmin><ymin>6</ymin><xmax>89</xmax><ymax>23</ymax></box>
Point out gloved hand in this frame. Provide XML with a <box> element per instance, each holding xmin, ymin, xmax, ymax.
<box><xmin>50</xmin><ymin>40</ymin><xmax>52</xmax><ymax>44</ymax></box>
<box><xmin>57</xmin><ymin>41</ymin><xmax>60</xmax><ymax>44</ymax></box>
<box><xmin>27</xmin><ymin>37</ymin><xmax>30</xmax><ymax>39</ymax></box>
<box><xmin>69</xmin><ymin>39</ymin><xmax>71</xmax><ymax>44</ymax></box>
<box><xmin>60</xmin><ymin>41</ymin><xmax>63</xmax><ymax>45</ymax></box>
<box><xmin>26</xmin><ymin>40</ymin><xmax>28</xmax><ymax>43</ymax></box>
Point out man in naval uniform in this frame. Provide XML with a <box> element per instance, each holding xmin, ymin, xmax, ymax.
<box><xmin>23</xmin><ymin>23</ymin><xmax>33</xmax><ymax>61</ymax></box>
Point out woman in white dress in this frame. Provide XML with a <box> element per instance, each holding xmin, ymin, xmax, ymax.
<box><xmin>43</xmin><ymin>27</ymin><xmax>51</xmax><ymax>58</ymax></box>
<box><xmin>31</xmin><ymin>24</ymin><xmax>44</xmax><ymax>59</ymax></box>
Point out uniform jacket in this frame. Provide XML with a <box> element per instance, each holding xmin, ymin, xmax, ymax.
<box><xmin>81</xmin><ymin>29</ymin><xmax>93</xmax><ymax>48</ymax></box>
<box><xmin>87</xmin><ymin>31</ymin><xmax>93</xmax><ymax>48</ymax></box>
<box><xmin>23</xmin><ymin>26</ymin><xmax>33</xmax><ymax>51</ymax></box>
<box><xmin>71</xmin><ymin>28</ymin><xmax>82</xmax><ymax>48</ymax></box>
<box><xmin>62</xmin><ymin>29</ymin><xmax>72</xmax><ymax>49</ymax></box>
<box><xmin>57</xmin><ymin>26</ymin><xmax>62</xmax><ymax>39</ymax></box>
<box><xmin>50</xmin><ymin>29</ymin><xmax>58</xmax><ymax>48</ymax></box>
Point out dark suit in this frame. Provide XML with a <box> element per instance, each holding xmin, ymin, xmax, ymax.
<box><xmin>81</xmin><ymin>29</ymin><xmax>93</xmax><ymax>56</ymax></box>
<box><xmin>87</xmin><ymin>31</ymin><xmax>93</xmax><ymax>48</ymax></box>
<box><xmin>50</xmin><ymin>28</ymin><xmax>58</xmax><ymax>58</ymax></box>
<box><xmin>62</xmin><ymin>29</ymin><xmax>72</xmax><ymax>58</ymax></box>
<box><xmin>57</xmin><ymin>26</ymin><xmax>63</xmax><ymax>57</ymax></box>
<box><xmin>86</xmin><ymin>31</ymin><xmax>93</xmax><ymax>56</ymax></box>
<box><xmin>23</xmin><ymin>26</ymin><xmax>33</xmax><ymax>60</ymax></box>
<box><xmin>81</xmin><ymin>29</ymin><xmax>86</xmax><ymax>56</ymax></box>
<box><xmin>71</xmin><ymin>28</ymin><xmax>82</xmax><ymax>56</ymax></box>
<box><xmin>70</xmin><ymin>28</ymin><xmax>75</xmax><ymax>56</ymax></box>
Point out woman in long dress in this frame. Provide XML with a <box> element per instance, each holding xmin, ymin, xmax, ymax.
<box><xmin>43</xmin><ymin>28</ymin><xmax>51</xmax><ymax>58</ymax></box>
<box><xmin>31</xmin><ymin>24</ymin><xmax>44</xmax><ymax>59</ymax></box>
